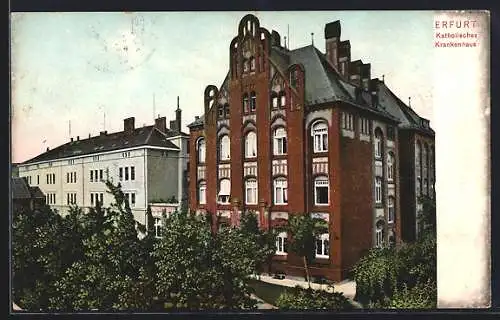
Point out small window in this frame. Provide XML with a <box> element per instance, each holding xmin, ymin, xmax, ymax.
<box><xmin>245</xmin><ymin>179</ymin><xmax>258</xmax><ymax>205</ymax></box>
<box><xmin>280</xmin><ymin>92</ymin><xmax>286</xmax><ymax>107</ymax></box>
<box><xmin>376</xmin><ymin>225</ymin><xmax>384</xmax><ymax>248</ymax></box>
<box><xmin>388</xmin><ymin>197</ymin><xmax>395</xmax><ymax>223</ymax></box>
<box><xmin>273</xmin><ymin>127</ymin><xmax>287</xmax><ymax>155</ymax></box>
<box><xmin>271</xmin><ymin>94</ymin><xmax>278</xmax><ymax>109</ymax></box>
<box><xmin>314</xmin><ymin>176</ymin><xmax>329</xmax><ymax>205</ymax></box>
<box><xmin>360</xmin><ymin>117</ymin><xmax>370</xmax><ymax>135</ymax></box>
<box><xmin>131</xmin><ymin>166</ymin><xmax>135</xmax><ymax>181</ymax></box>
<box><xmin>131</xmin><ymin>193</ymin><xmax>136</xmax><ymax>207</ymax></box>
<box><xmin>218</xmin><ymin>105</ymin><xmax>224</xmax><ymax>118</ymax></box>
<box><xmin>275</xmin><ymin>231</ymin><xmax>288</xmax><ymax>255</ymax></box>
<box><xmin>198</xmin><ymin>181</ymin><xmax>207</xmax><ymax>205</ymax></box>
<box><xmin>154</xmin><ymin>217</ymin><xmax>163</xmax><ymax>238</ymax></box>
<box><xmin>387</xmin><ymin>152</ymin><xmax>395</xmax><ymax>182</ymax></box>
<box><xmin>245</xmin><ymin>131</ymin><xmax>257</xmax><ymax>158</ymax></box>
<box><xmin>243</xmin><ymin>94</ymin><xmax>249</xmax><ymax>113</ymax></box>
<box><xmin>90</xmin><ymin>170</ymin><xmax>94</xmax><ymax>182</ymax></box>
<box><xmin>387</xmin><ymin>126</ymin><xmax>395</xmax><ymax>141</ymax></box>
<box><xmin>315</xmin><ymin>233</ymin><xmax>329</xmax><ymax>258</ymax></box>
<box><xmin>99</xmin><ymin>169</ymin><xmax>103</xmax><ymax>182</ymax></box>
<box><xmin>273</xmin><ymin>178</ymin><xmax>288</xmax><ymax>205</ymax></box>
<box><xmin>119</xmin><ymin>167</ymin><xmax>123</xmax><ymax>181</ymax></box>
<box><xmin>243</xmin><ymin>59</ymin><xmax>249</xmax><ymax>73</ymax></box>
<box><xmin>250</xmin><ymin>92</ymin><xmax>257</xmax><ymax>112</ymax></box>
<box><xmin>341</xmin><ymin>112</ymin><xmax>354</xmax><ymax>131</ymax></box>
<box><xmin>197</xmin><ymin>138</ymin><xmax>206</xmax><ymax>163</ymax></box>
<box><xmin>125</xmin><ymin>167</ymin><xmax>129</xmax><ymax>181</ymax></box>
<box><xmin>312</xmin><ymin>121</ymin><xmax>328</xmax><ymax>153</ymax></box>
<box><xmin>374</xmin><ymin>128</ymin><xmax>383</xmax><ymax>158</ymax></box>
<box><xmin>375</xmin><ymin>177</ymin><xmax>383</xmax><ymax>204</ymax></box>
<box><xmin>250</xmin><ymin>57</ymin><xmax>256</xmax><ymax>71</ymax></box>
<box><xmin>218</xmin><ymin>178</ymin><xmax>231</xmax><ymax>204</ymax></box>
<box><xmin>219</xmin><ymin>135</ymin><xmax>231</xmax><ymax>161</ymax></box>
<box><xmin>224</xmin><ymin>104</ymin><xmax>230</xmax><ymax>117</ymax></box>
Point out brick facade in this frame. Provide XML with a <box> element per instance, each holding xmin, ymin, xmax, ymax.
<box><xmin>188</xmin><ymin>14</ymin><xmax>435</xmax><ymax>281</ymax></box>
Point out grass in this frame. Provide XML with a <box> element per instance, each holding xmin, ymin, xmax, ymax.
<box><xmin>248</xmin><ymin>279</ymin><xmax>288</xmax><ymax>306</ymax></box>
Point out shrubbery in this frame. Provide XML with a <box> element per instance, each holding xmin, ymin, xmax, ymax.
<box><xmin>275</xmin><ymin>285</ymin><xmax>353</xmax><ymax>310</ymax></box>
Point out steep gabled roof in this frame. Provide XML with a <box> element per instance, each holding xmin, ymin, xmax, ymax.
<box><xmin>22</xmin><ymin>126</ymin><xmax>181</xmax><ymax>164</ymax></box>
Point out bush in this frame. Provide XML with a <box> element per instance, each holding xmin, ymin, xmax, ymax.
<box><xmin>389</xmin><ymin>280</ymin><xmax>437</xmax><ymax>309</ymax></box>
<box><xmin>275</xmin><ymin>285</ymin><xmax>353</xmax><ymax>310</ymax></box>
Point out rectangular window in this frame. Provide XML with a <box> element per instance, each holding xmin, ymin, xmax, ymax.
<box><xmin>388</xmin><ymin>197</ymin><xmax>395</xmax><ymax>223</ymax></box>
<box><xmin>90</xmin><ymin>193</ymin><xmax>94</xmax><ymax>206</ymax></box>
<box><xmin>119</xmin><ymin>168</ymin><xmax>123</xmax><ymax>181</ymax></box>
<box><xmin>67</xmin><ymin>193</ymin><xmax>70</xmax><ymax>205</ymax></box>
<box><xmin>199</xmin><ymin>183</ymin><xmax>206</xmax><ymax>205</ymax></box>
<box><xmin>125</xmin><ymin>167</ymin><xmax>129</xmax><ymax>181</ymax></box>
<box><xmin>375</xmin><ymin>177</ymin><xmax>383</xmax><ymax>204</ymax></box>
<box><xmin>37</xmin><ymin>175</ymin><xmax>39</xmax><ymax>185</ymax></box>
<box><xmin>99</xmin><ymin>169</ymin><xmax>103</xmax><ymax>182</ymax></box>
<box><xmin>245</xmin><ymin>180</ymin><xmax>258</xmax><ymax>205</ymax></box>
<box><xmin>66</xmin><ymin>172</ymin><xmax>69</xmax><ymax>183</ymax></box>
<box><xmin>274</xmin><ymin>179</ymin><xmax>288</xmax><ymax>205</ymax></box>
<box><xmin>131</xmin><ymin>166</ymin><xmax>135</xmax><ymax>181</ymax></box>
<box><xmin>90</xmin><ymin>170</ymin><xmax>94</xmax><ymax>182</ymax></box>
<box><xmin>376</xmin><ymin>228</ymin><xmax>384</xmax><ymax>248</ymax></box>
<box><xmin>387</xmin><ymin>126</ymin><xmax>395</xmax><ymax>141</ymax></box>
<box><xmin>275</xmin><ymin>232</ymin><xmax>288</xmax><ymax>255</ymax></box>
<box><xmin>154</xmin><ymin>217</ymin><xmax>163</xmax><ymax>238</ymax></box>
<box><xmin>100</xmin><ymin>193</ymin><xmax>103</xmax><ymax>205</ymax></box>
<box><xmin>360</xmin><ymin>118</ymin><xmax>370</xmax><ymax>135</ymax></box>
<box><xmin>315</xmin><ymin>234</ymin><xmax>330</xmax><ymax>258</ymax></box>
<box><xmin>314</xmin><ymin>178</ymin><xmax>329</xmax><ymax>205</ymax></box>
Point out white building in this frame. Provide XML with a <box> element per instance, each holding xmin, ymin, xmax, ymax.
<box><xmin>17</xmin><ymin>106</ymin><xmax>189</xmax><ymax>226</ymax></box>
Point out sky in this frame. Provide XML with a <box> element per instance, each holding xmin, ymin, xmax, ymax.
<box><xmin>11</xmin><ymin>11</ymin><xmax>434</xmax><ymax>163</ymax></box>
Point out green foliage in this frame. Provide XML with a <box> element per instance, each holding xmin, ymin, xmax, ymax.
<box><xmin>152</xmin><ymin>210</ymin><xmax>259</xmax><ymax>310</ymax></box>
<box><xmin>275</xmin><ymin>285</ymin><xmax>353</xmax><ymax>310</ymax></box>
<box><xmin>351</xmin><ymin>196</ymin><xmax>436</xmax><ymax>308</ymax></box>
<box><xmin>284</xmin><ymin>214</ymin><xmax>326</xmax><ymax>286</ymax></box>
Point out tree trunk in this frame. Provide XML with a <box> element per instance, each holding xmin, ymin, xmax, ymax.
<box><xmin>303</xmin><ymin>256</ymin><xmax>311</xmax><ymax>289</ymax></box>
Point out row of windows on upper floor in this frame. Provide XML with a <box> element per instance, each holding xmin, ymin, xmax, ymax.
<box><xmin>217</xmin><ymin>91</ymin><xmax>289</xmax><ymax>119</ymax></box>
<box><xmin>196</xmin><ymin>120</ymin><xmax>395</xmax><ymax>163</ymax></box>
<box><xmin>197</xmin><ymin>175</ymin><xmax>396</xmax><ymax>218</ymax></box>
<box><xmin>44</xmin><ymin>191</ymin><xmax>137</xmax><ymax>208</ymax></box>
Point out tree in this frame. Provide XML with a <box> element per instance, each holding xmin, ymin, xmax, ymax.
<box><xmin>275</xmin><ymin>285</ymin><xmax>353</xmax><ymax>310</ymax></box>
<box><xmin>285</xmin><ymin>214</ymin><xmax>326</xmax><ymax>288</ymax></box>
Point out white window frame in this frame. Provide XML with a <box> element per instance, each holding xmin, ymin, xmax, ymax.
<box><xmin>280</xmin><ymin>94</ymin><xmax>286</xmax><ymax>107</ymax></box>
<box><xmin>198</xmin><ymin>181</ymin><xmax>207</xmax><ymax>205</ymax></box>
<box><xmin>273</xmin><ymin>178</ymin><xmax>288</xmax><ymax>205</ymax></box>
<box><xmin>388</xmin><ymin>197</ymin><xmax>395</xmax><ymax>223</ymax></box>
<box><xmin>374</xmin><ymin>131</ymin><xmax>383</xmax><ymax>158</ymax></box>
<box><xmin>387</xmin><ymin>153</ymin><xmax>394</xmax><ymax>182</ymax></box>
<box><xmin>154</xmin><ymin>217</ymin><xmax>163</xmax><ymax>238</ymax></box>
<box><xmin>245</xmin><ymin>179</ymin><xmax>258</xmax><ymax>205</ymax></box>
<box><xmin>376</xmin><ymin>226</ymin><xmax>384</xmax><ymax>248</ymax></box>
<box><xmin>272</xmin><ymin>95</ymin><xmax>278</xmax><ymax>108</ymax></box>
<box><xmin>245</xmin><ymin>131</ymin><xmax>257</xmax><ymax>158</ymax></box>
<box><xmin>273</xmin><ymin>127</ymin><xmax>287</xmax><ymax>156</ymax></box>
<box><xmin>275</xmin><ymin>231</ymin><xmax>288</xmax><ymax>255</ymax></box>
<box><xmin>250</xmin><ymin>92</ymin><xmax>257</xmax><ymax>112</ymax></box>
<box><xmin>312</xmin><ymin>121</ymin><xmax>328</xmax><ymax>153</ymax></box>
<box><xmin>315</xmin><ymin>233</ymin><xmax>329</xmax><ymax>259</ymax></box>
<box><xmin>375</xmin><ymin>177</ymin><xmax>383</xmax><ymax>204</ymax></box>
<box><xmin>219</xmin><ymin>135</ymin><xmax>231</xmax><ymax>161</ymax></box>
<box><xmin>218</xmin><ymin>178</ymin><xmax>231</xmax><ymax>204</ymax></box>
<box><xmin>314</xmin><ymin>176</ymin><xmax>329</xmax><ymax>206</ymax></box>
<box><xmin>197</xmin><ymin>138</ymin><xmax>206</xmax><ymax>163</ymax></box>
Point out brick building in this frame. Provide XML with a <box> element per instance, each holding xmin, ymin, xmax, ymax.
<box><xmin>187</xmin><ymin>14</ymin><xmax>435</xmax><ymax>281</ymax></box>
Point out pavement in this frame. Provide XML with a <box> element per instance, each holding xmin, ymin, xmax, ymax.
<box><xmin>251</xmin><ymin>274</ymin><xmax>361</xmax><ymax>309</ymax></box>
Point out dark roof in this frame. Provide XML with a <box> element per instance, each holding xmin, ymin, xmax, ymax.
<box><xmin>188</xmin><ymin>115</ymin><xmax>204</xmax><ymax>128</ymax></box>
<box><xmin>12</xmin><ymin>177</ymin><xmax>32</xmax><ymax>199</ymax></box>
<box><xmin>30</xmin><ymin>186</ymin><xmax>45</xmax><ymax>199</ymax></box>
<box><xmin>23</xmin><ymin>126</ymin><xmax>181</xmax><ymax>164</ymax></box>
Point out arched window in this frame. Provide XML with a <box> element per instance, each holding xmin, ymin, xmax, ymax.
<box><xmin>243</xmin><ymin>94</ymin><xmax>249</xmax><ymax>113</ymax></box>
<box><xmin>275</xmin><ymin>231</ymin><xmax>288</xmax><ymax>255</ymax></box>
<box><xmin>273</xmin><ymin>127</ymin><xmax>287</xmax><ymax>155</ymax></box>
<box><xmin>374</xmin><ymin>128</ymin><xmax>383</xmax><ymax>158</ymax></box>
<box><xmin>245</xmin><ymin>131</ymin><xmax>257</xmax><ymax>158</ymax></box>
<box><xmin>388</xmin><ymin>196</ymin><xmax>395</xmax><ymax>223</ymax></box>
<box><xmin>198</xmin><ymin>181</ymin><xmax>206</xmax><ymax>205</ymax></box>
<box><xmin>315</xmin><ymin>233</ymin><xmax>329</xmax><ymax>258</ymax></box>
<box><xmin>197</xmin><ymin>138</ymin><xmax>206</xmax><ymax>163</ymax></box>
<box><xmin>375</xmin><ymin>177</ymin><xmax>383</xmax><ymax>204</ymax></box>
<box><xmin>218</xmin><ymin>178</ymin><xmax>231</xmax><ymax>204</ymax></box>
<box><xmin>314</xmin><ymin>176</ymin><xmax>329</xmax><ymax>205</ymax></box>
<box><xmin>312</xmin><ymin>121</ymin><xmax>328</xmax><ymax>153</ymax></box>
<box><xmin>250</xmin><ymin>91</ymin><xmax>257</xmax><ymax>112</ymax></box>
<box><xmin>387</xmin><ymin>152</ymin><xmax>395</xmax><ymax>181</ymax></box>
<box><xmin>219</xmin><ymin>135</ymin><xmax>230</xmax><ymax>160</ymax></box>
<box><xmin>273</xmin><ymin>178</ymin><xmax>288</xmax><ymax>205</ymax></box>
<box><xmin>245</xmin><ymin>178</ymin><xmax>258</xmax><ymax>205</ymax></box>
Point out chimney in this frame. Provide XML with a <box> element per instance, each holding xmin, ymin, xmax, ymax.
<box><xmin>349</xmin><ymin>60</ymin><xmax>363</xmax><ymax>86</ymax></box>
<box><xmin>88</xmin><ymin>134</ymin><xmax>90</xmax><ymax>139</ymax></box>
<box><xmin>338</xmin><ymin>40</ymin><xmax>351</xmax><ymax>78</ymax></box>
<box><xmin>155</xmin><ymin>116</ymin><xmax>167</xmax><ymax>133</ymax></box>
<box><xmin>195</xmin><ymin>116</ymin><xmax>200</xmax><ymax>121</ymax></box>
<box><xmin>46</xmin><ymin>147</ymin><xmax>50</xmax><ymax>151</ymax></box>
<box><xmin>175</xmin><ymin>96</ymin><xmax>182</xmax><ymax>133</ymax></box>
<box><xmin>124</xmin><ymin>117</ymin><xmax>135</xmax><ymax>133</ymax></box>
<box><xmin>100</xmin><ymin>131</ymin><xmax>107</xmax><ymax>137</ymax></box>
<box><xmin>360</xmin><ymin>63</ymin><xmax>371</xmax><ymax>91</ymax></box>
<box><xmin>324</xmin><ymin>20</ymin><xmax>341</xmax><ymax>70</ymax></box>
<box><xmin>370</xmin><ymin>78</ymin><xmax>380</xmax><ymax>108</ymax></box>
<box><xmin>77</xmin><ymin>136</ymin><xmax>80</xmax><ymax>141</ymax></box>
<box><xmin>70</xmin><ymin>137</ymin><xmax>74</xmax><ymax>142</ymax></box>
<box><xmin>271</xmin><ymin>30</ymin><xmax>281</xmax><ymax>47</ymax></box>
